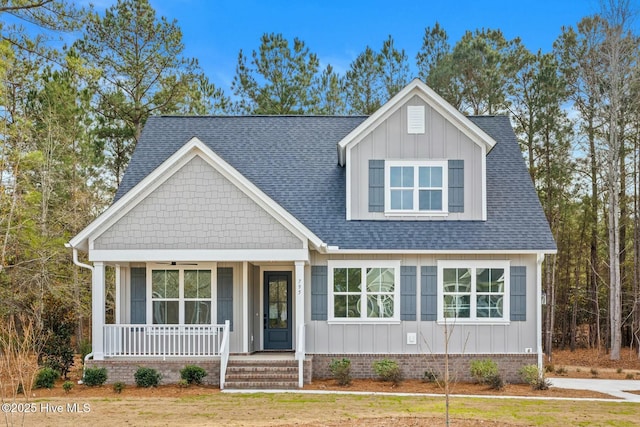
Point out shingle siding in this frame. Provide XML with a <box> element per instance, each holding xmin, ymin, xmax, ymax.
<box><xmin>95</xmin><ymin>156</ymin><xmax>303</xmax><ymax>250</ymax></box>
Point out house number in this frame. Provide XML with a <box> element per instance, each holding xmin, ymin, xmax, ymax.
<box><xmin>297</xmin><ymin>278</ymin><xmax>302</xmax><ymax>295</ymax></box>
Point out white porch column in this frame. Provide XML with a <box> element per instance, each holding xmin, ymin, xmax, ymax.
<box><xmin>92</xmin><ymin>261</ymin><xmax>106</xmax><ymax>360</ymax></box>
<box><xmin>114</xmin><ymin>264</ymin><xmax>121</xmax><ymax>325</ymax></box>
<box><xmin>294</xmin><ymin>261</ymin><xmax>305</xmax><ymax>349</ymax></box>
<box><xmin>242</xmin><ymin>261</ymin><xmax>249</xmax><ymax>353</ymax></box>
<box><xmin>536</xmin><ymin>253</ymin><xmax>545</xmax><ymax>372</ymax></box>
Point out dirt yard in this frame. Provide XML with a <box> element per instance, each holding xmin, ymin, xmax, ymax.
<box><xmin>1</xmin><ymin>347</ymin><xmax>639</xmax><ymax>426</ymax></box>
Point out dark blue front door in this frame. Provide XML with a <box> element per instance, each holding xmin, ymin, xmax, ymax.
<box><xmin>264</xmin><ymin>272</ymin><xmax>292</xmax><ymax>350</ymax></box>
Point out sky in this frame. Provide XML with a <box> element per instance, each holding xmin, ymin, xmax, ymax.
<box><xmin>139</xmin><ymin>0</ymin><xmax>602</xmax><ymax>94</ymax></box>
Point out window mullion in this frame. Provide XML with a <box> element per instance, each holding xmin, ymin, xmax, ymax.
<box><xmin>360</xmin><ymin>267</ymin><xmax>366</xmax><ymax>319</ymax></box>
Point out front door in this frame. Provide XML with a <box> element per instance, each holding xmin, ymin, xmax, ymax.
<box><xmin>263</xmin><ymin>271</ymin><xmax>292</xmax><ymax>350</ymax></box>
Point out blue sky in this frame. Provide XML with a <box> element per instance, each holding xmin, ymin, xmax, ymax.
<box><xmin>142</xmin><ymin>0</ymin><xmax>601</xmax><ymax>94</ymax></box>
<box><xmin>19</xmin><ymin>0</ymin><xmax>603</xmax><ymax>94</ymax></box>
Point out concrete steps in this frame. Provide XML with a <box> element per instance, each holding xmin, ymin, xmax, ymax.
<box><xmin>224</xmin><ymin>359</ymin><xmax>299</xmax><ymax>390</ymax></box>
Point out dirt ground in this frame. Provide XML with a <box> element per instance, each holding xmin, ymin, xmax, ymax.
<box><xmin>12</xmin><ymin>347</ymin><xmax>640</xmax><ymax>400</ymax></box>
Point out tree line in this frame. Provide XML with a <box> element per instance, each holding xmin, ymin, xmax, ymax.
<box><xmin>0</xmin><ymin>0</ymin><xmax>638</xmax><ymax>361</ymax></box>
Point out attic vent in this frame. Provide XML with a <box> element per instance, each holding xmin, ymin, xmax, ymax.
<box><xmin>407</xmin><ymin>106</ymin><xmax>425</xmax><ymax>134</ymax></box>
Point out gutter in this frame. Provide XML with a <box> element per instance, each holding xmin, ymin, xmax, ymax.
<box><xmin>65</xmin><ymin>243</ymin><xmax>94</xmax><ymax>383</ymax></box>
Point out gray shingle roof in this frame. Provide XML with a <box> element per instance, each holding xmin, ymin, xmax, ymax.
<box><xmin>115</xmin><ymin>115</ymin><xmax>556</xmax><ymax>252</ymax></box>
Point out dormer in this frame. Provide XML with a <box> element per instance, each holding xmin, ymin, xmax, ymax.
<box><xmin>338</xmin><ymin>79</ymin><xmax>495</xmax><ymax>221</ymax></box>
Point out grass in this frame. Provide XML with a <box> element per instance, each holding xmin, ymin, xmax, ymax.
<box><xmin>14</xmin><ymin>393</ymin><xmax>640</xmax><ymax>427</ymax></box>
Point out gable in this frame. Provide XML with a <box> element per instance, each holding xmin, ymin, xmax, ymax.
<box><xmin>93</xmin><ymin>156</ymin><xmax>304</xmax><ymax>251</ymax></box>
<box><xmin>347</xmin><ymin>94</ymin><xmax>485</xmax><ymax>221</ymax></box>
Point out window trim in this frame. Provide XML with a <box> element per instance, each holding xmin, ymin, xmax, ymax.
<box><xmin>436</xmin><ymin>260</ymin><xmax>510</xmax><ymax>325</ymax></box>
<box><xmin>384</xmin><ymin>160</ymin><xmax>449</xmax><ymax>216</ymax></box>
<box><xmin>147</xmin><ymin>262</ymin><xmax>217</xmax><ymax>325</ymax></box>
<box><xmin>328</xmin><ymin>260</ymin><xmax>401</xmax><ymax>323</ymax></box>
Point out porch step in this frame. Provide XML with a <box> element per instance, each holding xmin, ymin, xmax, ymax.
<box><xmin>224</xmin><ymin>359</ymin><xmax>299</xmax><ymax>390</ymax></box>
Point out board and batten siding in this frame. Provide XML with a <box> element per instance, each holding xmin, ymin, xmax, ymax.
<box><xmin>349</xmin><ymin>95</ymin><xmax>484</xmax><ymax>220</ymax></box>
<box><xmin>306</xmin><ymin>252</ymin><xmax>538</xmax><ymax>355</ymax></box>
<box><xmin>93</xmin><ymin>156</ymin><xmax>304</xmax><ymax>250</ymax></box>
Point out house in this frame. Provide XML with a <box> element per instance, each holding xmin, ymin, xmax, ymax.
<box><xmin>67</xmin><ymin>79</ymin><xmax>556</xmax><ymax>389</ymax></box>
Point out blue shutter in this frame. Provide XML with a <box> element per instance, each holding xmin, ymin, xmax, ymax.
<box><xmin>400</xmin><ymin>266</ymin><xmax>417</xmax><ymax>321</ymax></box>
<box><xmin>510</xmin><ymin>266</ymin><xmax>527</xmax><ymax>321</ymax></box>
<box><xmin>130</xmin><ymin>268</ymin><xmax>146</xmax><ymax>324</ymax></box>
<box><xmin>421</xmin><ymin>266</ymin><xmax>437</xmax><ymax>321</ymax></box>
<box><xmin>311</xmin><ymin>266</ymin><xmax>328</xmax><ymax>320</ymax></box>
<box><xmin>369</xmin><ymin>160</ymin><xmax>385</xmax><ymax>212</ymax></box>
<box><xmin>448</xmin><ymin>160</ymin><xmax>464</xmax><ymax>213</ymax></box>
<box><xmin>217</xmin><ymin>267</ymin><xmax>234</xmax><ymax>330</ymax></box>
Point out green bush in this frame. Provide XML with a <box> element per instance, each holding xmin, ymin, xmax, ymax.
<box><xmin>372</xmin><ymin>359</ymin><xmax>402</xmax><ymax>385</ymax></box>
<box><xmin>470</xmin><ymin>359</ymin><xmax>499</xmax><ymax>385</ymax></box>
<box><xmin>486</xmin><ymin>373</ymin><xmax>504</xmax><ymax>390</ymax></box>
<box><xmin>62</xmin><ymin>381</ymin><xmax>74</xmax><ymax>393</ymax></box>
<box><xmin>423</xmin><ymin>369</ymin><xmax>438</xmax><ymax>383</ymax></box>
<box><xmin>34</xmin><ymin>367</ymin><xmax>60</xmax><ymax>389</ymax></box>
<box><xmin>519</xmin><ymin>365</ymin><xmax>551</xmax><ymax>390</ymax></box>
<box><xmin>180</xmin><ymin>365</ymin><xmax>208</xmax><ymax>385</ymax></box>
<box><xmin>134</xmin><ymin>367</ymin><xmax>161</xmax><ymax>388</ymax></box>
<box><xmin>84</xmin><ymin>367</ymin><xmax>108</xmax><ymax>386</ymax></box>
<box><xmin>113</xmin><ymin>381</ymin><xmax>126</xmax><ymax>394</ymax></box>
<box><xmin>40</xmin><ymin>294</ymin><xmax>75</xmax><ymax>379</ymax></box>
<box><xmin>329</xmin><ymin>358</ymin><xmax>351</xmax><ymax>386</ymax></box>
<box><xmin>178</xmin><ymin>379</ymin><xmax>189</xmax><ymax>388</ymax></box>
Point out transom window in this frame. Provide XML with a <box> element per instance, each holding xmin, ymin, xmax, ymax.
<box><xmin>437</xmin><ymin>261</ymin><xmax>509</xmax><ymax>323</ymax></box>
<box><xmin>328</xmin><ymin>261</ymin><xmax>401</xmax><ymax>322</ymax></box>
<box><xmin>149</xmin><ymin>265</ymin><xmax>214</xmax><ymax>325</ymax></box>
<box><xmin>385</xmin><ymin>161</ymin><xmax>448</xmax><ymax>214</ymax></box>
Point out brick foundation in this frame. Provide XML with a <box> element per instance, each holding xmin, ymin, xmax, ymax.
<box><xmin>311</xmin><ymin>353</ymin><xmax>537</xmax><ymax>384</ymax></box>
<box><xmin>86</xmin><ymin>359</ymin><xmax>221</xmax><ymax>386</ymax></box>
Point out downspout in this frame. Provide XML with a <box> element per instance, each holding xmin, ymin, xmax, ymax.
<box><xmin>65</xmin><ymin>243</ymin><xmax>94</xmax><ymax>382</ymax></box>
<box><xmin>536</xmin><ymin>253</ymin><xmax>545</xmax><ymax>375</ymax></box>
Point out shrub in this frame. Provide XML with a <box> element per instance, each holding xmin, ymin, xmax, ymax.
<box><xmin>34</xmin><ymin>367</ymin><xmax>60</xmax><ymax>389</ymax></box>
<box><xmin>616</xmin><ymin>368</ymin><xmax>623</xmax><ymax>374</ymax></box>
<box><xmin>113</xmin><ymin>381</ymin><xmax>126</xmax><ymax>394</ymax></box>
<box><xmin>134</xmin><ymin>367</ymin><xmax>161</xmax><ymax>388</ymax></box>
<box><xmin>84</xmin><ymin>367</ymin><xmax>108</xmax><ymax>386</ymax></box>
<box><xmin>178</xmin><ymin>379</ymin><xmax>189</xmax><ymax>388</ymax></box>
<box><xmin>590</xmin><ymin>368</ymin><xmax>599</xmax><ymax>377</ymax></box>
<box><xmin>372</xmin><ymin>359</ymin><xmax>402</xmax><ymax>385</ymax></box>
<box><xmin>62</xmin><ymin>381</ymin><xmax>74</xmax><ymax>393</ymax></box>
<box><xmin>329</xmin><ymin>358</ymin><xmax>351</xmax><ymax>386</ymax></box>
<box><xmin>40</xmin><ymin>294</ymin><xmax>75</xmax><ymax>379</ymax></box>
<box><xmin>180</xmin><ymin>365</ymin><xmax>208</xmax><ymax>385</ymax></box>
<box><xmin>626</xmin><ymin>373</ymin><xmax>634</xmax><ymax>380</ymax></box>
<box><xmin>519</xmin><ymin>365</ymin><xmax>550</xmax><ymax>390</ymax></box>
<box><xmin>486</xmin><ymin>373</ymin><xmax>504</xmax><ymax>390</ymax></box>
<box><xmin>470</xmin><ymin>359</ymin><xmax>499</xmax><ymax>385</ymax></box>
<box><xmin>555</xmin><ymin>366</ymin><xmax>568</xmax><ymax>375</ymax></box>
<box><xmin>544</xmin><ymin>364</ymin><xmax>554</xmax><ymax>373</ymax></box>
<box><xmin>423</xmin><ymin>369</ymin><xmax>438</xmax><ymax>383</ymax></box>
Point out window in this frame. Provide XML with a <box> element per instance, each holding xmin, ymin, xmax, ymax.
<box><xmin>437</xmin><ymin>261</ymin><xmax>509</xmax><ymax>323</ymax></box>
<box><xmin>385</xmin><ymin>161</ymin><xmax>448</xmax><ymax>214</ymax></box>
<box><xmin>328</xmin><ymin>261</ymin><xmax>400</xmax><ymax>322</ymax></box>
<box><xmin>149</xmin><ymin>265</ymin><xmax>215</xmax><ymax>325</ymax></box>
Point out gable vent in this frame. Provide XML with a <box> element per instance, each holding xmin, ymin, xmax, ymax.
<box><xmin>407</xmin><ymin>105</ymin><xmax>425</xmax><ymax>134</ymax></box>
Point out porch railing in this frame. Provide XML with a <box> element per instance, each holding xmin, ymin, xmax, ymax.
<box><xmin>104</xmin><ymin>324</ymin><xmax>227</xmax><ymax>359</ymax></box>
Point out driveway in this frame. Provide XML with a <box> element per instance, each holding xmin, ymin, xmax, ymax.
<box><xmin>550</xmin><ymin>378</ymin><xmax>640</xmax><ymax>402</ymax></box>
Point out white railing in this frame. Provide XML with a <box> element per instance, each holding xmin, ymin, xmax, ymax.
<box><xmin>219</xmin><ymin>320</ymin><xmax>230</xmax><ymax>390</ymax></box>
<box><xmin>295</xmin><ymin>322</ymin><xmax>306</xmax><ymax>388</ymax></box>
<box><xmin>103</xmin><ymin>324</ymin><xmax>226</xmax><ymax>359</ymax></box>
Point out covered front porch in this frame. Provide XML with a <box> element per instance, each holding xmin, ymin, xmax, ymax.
<box><xmin>83</xmin><ymin>255</ymin><xmax>309</xmax><ymax>389</ymax></box>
